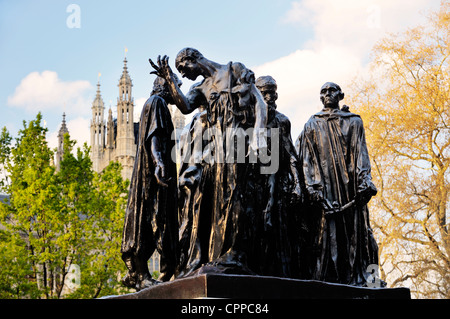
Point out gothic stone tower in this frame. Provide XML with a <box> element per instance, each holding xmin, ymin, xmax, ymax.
<box><xmin>56</xmin><ymin>113</ymin><xmax>69</xmax><ymax>172</ymax></box>
<box><xmin>90</xmin><ymin>82</ymin><xmax>106</xmax><ymax>173</ymax></box>
<box><xmin>90</xmin><ymin>58</ymin><xmax>136</xmax><ymax>181</ymax></box>
<box><xmin>88</xmin><ymin>57</ymin><xmax>187</xmax><ymax>182</ymax></box>
<box><xmin>115</xmin><ymin>57</ymin><xmax>136</xmax><ymax>180</ymax></box>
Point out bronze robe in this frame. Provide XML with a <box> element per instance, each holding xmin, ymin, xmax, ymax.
<box><xmin>177</xmin><ymin>63</ymin><xmax>265</xmax><ymax>276</ymax></box>
<box><xmin>296</xmin><ymin>108</ymin><xmax>379</xmax><ymax>286</ymax></box>
<box><xmin>121</xmin><ymin>95</ymin><xmax>178</xmax><ymax>278</ymax></box>
<box><xmin>247</xmin><ymin>108</ymin><xmax>302</xmax><ymax>278</ymax></box>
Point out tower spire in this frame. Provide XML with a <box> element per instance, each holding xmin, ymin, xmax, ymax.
<box><xmin>119</xmin><ymin>57</ymin><xmax>131</xmax><ymax>88</ymax></box>
<box><xmin>90</xmin><ymin>77</ymin><xmax>106</xmax><ymax>172</ymax></box>
<box><xmin>56</xmin><ymin>112</ymin><xmax>69</xmax><ymax>171</ymax></box>
<box><xmin>59</xmin><ymin>112</ymin><xmax>69</xmax><ymax>137</ymax></box>
<box><xmin>62</xmin><ymin>112</ymin><xmax>67</xmax><ymax>127</ymax></box>
<box><xmin>116</xmin><ymin>53</ymin><xmax>135</xmax><ymax>181</ymax></box>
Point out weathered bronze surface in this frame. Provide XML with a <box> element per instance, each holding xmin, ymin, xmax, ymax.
<box><xmin>251</xmin><ymin>75</ymin><xmax>302</xmax><ymax>278</ymax></box>
<box><xmin>150</xmin><ymin>48</ymin><xmax>270</xmax><ymax>277</ymax></box>
<box><xmin>119</xmin><ymin>48</ymin><xmax>394</xmax><ymax>295</ymax></box>
<box><xmin>295</xmin><ymin>82</ymin><xmax>382</xmax><ymax>286</ymax></box>
<box><xmin>121</xmin><ymin>76</ymin><xmax>180</xmax><ymax>291</ymax></box>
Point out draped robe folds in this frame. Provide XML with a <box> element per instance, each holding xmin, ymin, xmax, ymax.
<box><xmin>177</xmin><ymin>109</ymin><xmax>208</xmax><ymax>277</ymax></box>
<box><xmin>247</xmin><ymin>108</ymin><xmax>302</xmax><ymax>278</ymax></box>
<box><xmin>296</xmin><ymin>108</ymin><xmax>379</xmax><ymax>286</ymax></box>
<box><xmin>177</xmin><ymin>62</ymin><xmax>265</xmax><ymax>276</ymax></box>
<box><xmin>121</xmin><ymin>95</ymin><xmax>178</xmax><ymax>278</ymax></box>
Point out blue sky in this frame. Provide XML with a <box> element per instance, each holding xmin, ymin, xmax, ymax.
<box><xmin>0</xmin><ymin>0</ymin><xmax>442</xmax><ymax>150</ymax></box>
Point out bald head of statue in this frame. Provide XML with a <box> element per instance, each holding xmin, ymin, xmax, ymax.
<box><xmin>320</xmin><ymin>82</ymin><xmax>345</xmax><ymax>109</ymax></box>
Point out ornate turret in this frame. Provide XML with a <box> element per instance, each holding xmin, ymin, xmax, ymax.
<box><xmin>119</xmin><ymin>58</ymin><xmax>132</xmax><ymax>88</ymax></box>
<box><xmin>56</xmin><ymin>113</ymin><xmax>69</xmax><ymax>171</ymax></box>
<box><xmin>106</xmin><ymin>106</ymin><xmax>115</xmax><ymax>149</ymax></box>
<box><xmin>88</xmin><ymin>55</ymin><xmax>137</xmax><ymax>182</ymax></box>
<box><xmin>90</xmin><ymin>81</ymin><xmax>106</xmax><ymax>172</ymax></box>
<box><xmin>116</xmin><ymin>57</ymin><xmax>136</xmax><ymax>180</ymax></box>
<box><xmin>118</xmin><ymin>58</ymin><xmax>133</xmax><ymax>107</ymax></box>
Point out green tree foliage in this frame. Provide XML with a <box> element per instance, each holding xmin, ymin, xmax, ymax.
<box><xmin>66</xmin><ymin>160</ymin><xmax>131</xmax><ymax>298</ymax></box>
<box><xmin>0</xmin><ymin>126</ymin><xmax>12</xmax><ymax>192</ymax></box>
<box><xmin>0</xmin><ymin>230</ymin><xmax>40</xmax><ymax>299</ymax></box>
<box><xmin>0</xmin><ymin>113</ymin><xmax>131</xmax><ymax>298</ymax></box>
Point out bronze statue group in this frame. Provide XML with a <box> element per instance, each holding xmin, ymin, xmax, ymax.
<box><xmin>120</xmin><ymin>48</ymin><xmax>384</xmax><ymax>291</ymax></box>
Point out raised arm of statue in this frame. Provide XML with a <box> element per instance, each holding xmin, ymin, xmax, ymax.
<box><xmin>149</xmin><ymin>55</ymin><xmax>197</xmax><ymax>114</ymax></box>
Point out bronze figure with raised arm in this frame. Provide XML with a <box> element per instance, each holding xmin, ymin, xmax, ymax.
<box><xmin>150</xmin><ymin>48</ymin><xmax>268</xmax><ymax>276</ymax></box>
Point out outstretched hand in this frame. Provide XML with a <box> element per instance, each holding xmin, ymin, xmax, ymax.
<box><xmin>149</xmin><ymin>55</ymin><xmax>173</xmax><ymax>81</ymax></box>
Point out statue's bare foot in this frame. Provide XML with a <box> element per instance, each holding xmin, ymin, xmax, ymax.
<box><xmin>136</xmin><ymin>274</ymin><xmax>161</xmax><ymax>291</ymax></box>
<box><xmin>121</xmin><ymin>272</ymin><xmax>137</xmax><ymax>289</ymax></box>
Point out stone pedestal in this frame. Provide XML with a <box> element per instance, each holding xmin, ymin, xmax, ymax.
<box><xmin>103</xmin><ymin>273</ymin><xmax>410</xmax><ymax>299</ymax></box>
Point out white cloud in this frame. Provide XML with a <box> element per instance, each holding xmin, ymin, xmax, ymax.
<box><xmin>66</xmin><ymin>117</ymin><xmax>91</xmax><ymax>149</ymax></box>
<box><xmin>7</xmin><ymin>71</ymin><xmax>93</xmax><ymax>116</ymax></box>
<box><xmin>282</xmin><ymin>1</ymin><xmax>314</xmax><ymax>26</ymax></box>
<box><xmin>254</xmin><ymin>0</ymin><xmax>440</xmax><ymax>140</ymax></box>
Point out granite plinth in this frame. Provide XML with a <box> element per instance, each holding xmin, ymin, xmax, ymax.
<box><xmin>103</xmin><ymin>273</ymin><xmax>410</xmax><ymax>299</ymax></box>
